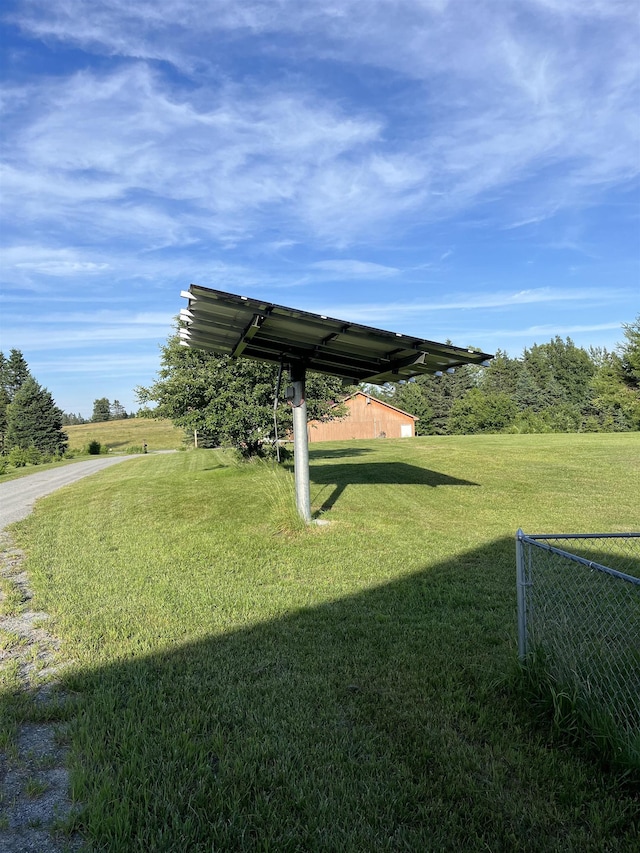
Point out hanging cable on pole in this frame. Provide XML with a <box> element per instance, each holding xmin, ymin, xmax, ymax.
<box><xmin>273</xmin><ymin>360</ymin><xmax>284</xmax><ymax>463</ymax></box>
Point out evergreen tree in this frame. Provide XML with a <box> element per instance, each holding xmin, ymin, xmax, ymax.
<box><xmin>110</xmin><ymin>400</ymin><xmax>128</xmax><ymax>420</ymax></box>
<box><xmin>514</xmin><ymin>365</ymin><xmax>544</xmax><ymax>412</ymax></box>
<box><xmin>448</xmin><ymin>388</ymin><xmax>517</xmax><ymax>434</ymax></box>
<box><xmin>1</xmin><ymin>349</ymin><xmax>33</xmax><ymax>453</ymax></box>
<box><xmin>0</xmin><ymin>385</ymin><xmax>8</xmax><ymax>454</ymax></box>
<box><xmin>480</xmin><ymin>349</ymin><xmax>521</xmax><ymax>398</ymax></box>
<box><xmin>370</xmin><ymin>364</ymin><xmax>479</xmax><ymax>435</ymax></box>
<box><xmin>421</xmin><ymin>365</ymin><xmax>478</xmax><ymax>434</ymax></box>
<box><xmin>588</xmin><ymin>349</ymin><xmax>640</xmax><ymax>431</ymax></box>
<box><xmin>386</xmin><ymin>381</ymin><xmax>433</xmax><ymax>436</ymax></box>
<box><xmin>62</xmin><ymin>412</ymin><xmax>87</xmax><ymax>425</ymax></box>
<box><xmin>4</xmin><ymin>349</ymin><xmax>32</xmax><ymax>400</ymax></box>
<box><xmin>5</xmin><ymin>377</ymin><xmax>68</xmax><ymax>455</ymax></box>
<box><xmin>92</xmin><ymin>398</ymin><xmax>111</xmax><ymax>422</ymax></box>
<box><xmin>521</xmin><ymin>337</ymin><xmax>595</xmax><ymax>415</ymax></box>
<box><xmin>618</xmin><ymin>316</ymin><xmax>640</xmax><ymax>390</ymax></box>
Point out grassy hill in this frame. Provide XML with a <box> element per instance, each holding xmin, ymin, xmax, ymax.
<box><xmin>7</xmin><ymin>433</ymin><xmax>640</xmax><ymax>851</ymax></box>
<box><xmin>65</xmin><ymin>417</ymin><xmax>187</xmax><ymax>452</ymax></box>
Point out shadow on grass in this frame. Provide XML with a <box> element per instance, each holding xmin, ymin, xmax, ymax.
<box><xmin>4</xmin><ymin>537</ymin><xmax>638</xmax><ymax>851</ymax></box>
<box><xmin>310</xmin><ymin>461</ymin><xmax>480</xmax><ymax>513</ymax></box>
<box><xmin>308</xmin><ymin>447</ymin><xmax>375</xmax><ymax>460</ymax></box>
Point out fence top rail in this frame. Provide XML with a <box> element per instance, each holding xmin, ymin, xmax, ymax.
<box><xmin>517</xmin><ymin>530</ymin><xmax>640</xmax><ymax>586</ymax></box>
<box><xmin>523</xmin><ymin>532</ymin><xmax>640</xmax><ymax>541</ymax></box>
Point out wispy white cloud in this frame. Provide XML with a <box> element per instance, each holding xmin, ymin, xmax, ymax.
<box><xmin>1</xmin><ymin>0</ymin><xmax>637</xmax><ymax>414</ymax></box>
<box><xmin>1</xmin><ymin>246</ymin><xmax>112</xmax><ymax>276</ymax></box>
<box><xmin>11</xmin><ymin>310</ymin><xmax>172</xmax><ymax>326</ymax></box>
<box><xmin>4</xmin><ymin>1</ymin><xmax>637</xmax><ymax>249</ymax></box>
<box><xmin>470</xmin><ymin>321</ymin><xmax>625</xmax><ymax>340</ymax></box>
<box><xmin>32</xmin><ymin>353</ymin><xmax>162</xmax><ymax>375</ymax></box>
<box><xmin>2</xmin><ymin>311</ymin><xmax>173</xmax><ymax>351</ymax></box>
<box><xmin>1</xmin><ymin>64</ymin><xmax>391</xmax><ymax>246</ymax></box>
<box><xmin>310</xmin><ymin>260</ymin><xmax>399</xmax><ymax>278</ymax></box>
<box><xmin>310</xmin><ymin>287</ymin><xmax>630</xmax><ymax>324</ymax></box>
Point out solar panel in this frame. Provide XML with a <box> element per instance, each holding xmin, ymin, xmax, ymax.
<box><xmin>180</xmin><ymin>285</ymin><xmax>493</xmax><ymax>383</ymax></box>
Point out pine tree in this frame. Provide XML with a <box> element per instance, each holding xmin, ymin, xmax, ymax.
<box><xmin>5</xmin><ymin>377</ymin><xmax>68</xmax><ymax>456</ymax></box>
<box><xmin>618</xmin><ymin>316</ymin><xmax>640</xmax><ymax>389</ymax></box>
<box><xmin>62</xmin><ymin>412</ymin><xmax>87</xmax><ymax>425</ymax></box>
<box><xmin>386</xmin><ymin>381</ymin><xmax>433</xmax><ymax>436</ymax></box>
<box><xmin>110</xmin><ymin>400</ymin><xmax>128</xmax><ymax>420</ymax></box>
<box><xmin>1</xmin><ymin>349</ymin><xmax>33</xmax><ymax>453</ymax></box>
<box><xmin>480</xmin><ymin>349</ymin><xmax>521</xmax><ymax>398</ymax></box>
<box><xmin>4</xmin><ymin>349</ymin><xmax>32</xmax><ymax>400</ymax></box>
<box><xmin>92</xmin><ymin>398</ymin><xmax>111</xmax><ymax>422</ymax></box>
<box><xmin>421</xmin><ymin>366</ymin><xmax>478</xmax><ymax>434</ymax></box>
<box><xmin>0</xmin><ymin>385</ymin><xmax>8</xmax><ymax>454</ymax></box>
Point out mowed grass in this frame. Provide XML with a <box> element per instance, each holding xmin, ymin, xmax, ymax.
<box><xmin>7</xmin><ymin>433</ymin><xmax>640</xmax><ymax>851</ymax></box>
<box><xmin>65</xmin><ymin>417</ymin><xmax>186</xmax><ymax>452</ymax></box>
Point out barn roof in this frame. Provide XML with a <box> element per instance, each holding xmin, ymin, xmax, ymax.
<box><xmin>180</xmin><ymin>285</ymin><xmax>493</xmax><ymax>384</ymax></box>
<box><xmin>336</xmin><ymin>391</ymin><xmax>418</xmax><ymax>421</ymax></box>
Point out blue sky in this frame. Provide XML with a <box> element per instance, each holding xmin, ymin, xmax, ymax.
<box><xmin>1</xmin><ymin>0</ymin><xmax>638</xmax><ymax>417</ymax></box>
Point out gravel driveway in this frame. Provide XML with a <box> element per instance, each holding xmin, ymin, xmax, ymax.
<box><xmin>0</xmin><ymin>456</ymin><xmax>135</xmax><ymax>530</ymax></box>
<box><xmin>0</xmin><ymin>455</ymin><xmax>140</xmax><ymax>851</ymax></box>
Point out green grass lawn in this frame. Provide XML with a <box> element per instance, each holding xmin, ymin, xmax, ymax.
<box><xmin>0</xmin><ymin>418</ymin><xmax>185</xmax><ymax>482</ymax></box>
<box><xmin>65</xmin><ymin>417</ymin><xmax>187</xmax><ymax>452</ymax></box>
<box><xmin>5</xmin><ymin>433</ymin><xmax>640</xmax><ymax>851</ymax></box>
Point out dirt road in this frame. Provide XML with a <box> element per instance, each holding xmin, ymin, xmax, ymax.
<box><xmin>0</xmin><ymin>456</ymin><xmax>135</xmax><ymax>530</ymax></box>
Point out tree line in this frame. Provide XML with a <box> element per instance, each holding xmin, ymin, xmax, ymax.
<box><xmin>63</xmin><ymin>398</ymin><xmax>134</xmax><ymax>425</ymax></box>
<box><xmin>0</xmin><ymin>349</ymin><xmax>68</xmax><ymax>462</ymax></box>
<box><xmin>138</xmin><ymin>318</ymin><xmax>639</xmax><ymax>454</ymax></box>
<box><xmin>372</xmin><ymin>319</ymin><xmax>640</xmax><ymax>435</ymax></box>
<box><xmin>4</xmin><ymin>317</ymin><xmax>636</xmax><ymax>466</ymax></box>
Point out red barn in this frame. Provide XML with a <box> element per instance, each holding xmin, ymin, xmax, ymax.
<box><xmin>307</xmin><ymin>391</ymin><xmax>417</xmax><ymax>442</ymax></box>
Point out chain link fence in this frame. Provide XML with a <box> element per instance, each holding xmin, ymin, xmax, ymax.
<box><xmin>516</xmin><ymin>531</ymin><xmax>640</xmax><ymax>765</ymax></box>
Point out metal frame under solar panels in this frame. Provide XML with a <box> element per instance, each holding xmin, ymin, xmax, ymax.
<box><xmin>180</xmin><ymin>285</ymin><xmax>493</xmax><ymax>383</ymax></box>
<box><xmin>179</xmin><ymin>284</ymin><xmax>494</xmax><ymax>523</ymax></box>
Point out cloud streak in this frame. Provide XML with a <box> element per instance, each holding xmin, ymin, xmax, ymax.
<box><xmin>1</xmin><ymin>1</ymin><xmax>637</xmax><ymax>413</ymax></box>
<box><xmin>4</xmin><ymin>1</ymin><xmax>638</xmax><ymax>250</ymax></box>
<box><xmin>311</xmin><ymin>287</ymin><xmax>631</xmax><ymax>324</ymax></box>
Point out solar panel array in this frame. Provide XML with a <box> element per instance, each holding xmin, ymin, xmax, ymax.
<box><xmin>180</xmin><ymin>285</ymin><xmax>493</xmax><ymax>383</ymax></box>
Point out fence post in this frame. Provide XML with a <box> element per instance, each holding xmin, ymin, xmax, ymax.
<box><xmin>516</xmin><ymin>529</ymin><xmax>528</xmax><ymax>661</ymax></box>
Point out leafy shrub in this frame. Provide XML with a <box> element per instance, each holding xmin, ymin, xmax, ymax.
<box><xmin>24</xmin><ymin>447</ymin><xmax>44</xmax><ymax>465</ymax></box>
<box><xmin>0</xmin><ymin>459</ymin><xmax>7</xmax><ymax>475</ymax></box>
<box><xmin>8</xmin><ymin>447</ymin><xmax>28</xmax><ymax>467</ymax></box>
<box><xmin>261</xmin><ymin>442</ymin><xmax>292</xmax><ymax>463</ymax></box>
<box><xmin>86</xmin><ymin>440</ymin><xmax>102</xmax><ymax>455</ymax></box>
<box><xmin>124</xmin><ymin>445</ymin><xmax>145</xmax><ymax>454</ymax></box>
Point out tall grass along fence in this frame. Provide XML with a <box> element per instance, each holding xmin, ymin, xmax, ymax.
<box><xmin>516</xmin><ymin>530</ymin><xmax>640</xmax><ymax>766</ymax></box>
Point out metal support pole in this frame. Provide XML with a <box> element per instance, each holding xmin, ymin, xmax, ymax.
<box><xmin>516</xmin><ymin>529</ymin><xmax>528</xmax><ymax>661</ymax></box>
<box><xmin>289</xmin><ymin>363</ymin><xmax>311</xmax><ymax>523</ymax></box>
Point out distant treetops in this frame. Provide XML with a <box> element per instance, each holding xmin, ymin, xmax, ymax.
<box><xmin>371</xmin><ymin>319</ymin><xmax>640</xmax><ymax>436</ymax></box>
<box><xmin>0</xmin><ymin>348</ymin><xmax>67</xmax><ymax>460</ymax></box>
<box><xmin>137</xmin><ymin>316</ymin><xmax>639</xmax><ymax>455</ymax></box>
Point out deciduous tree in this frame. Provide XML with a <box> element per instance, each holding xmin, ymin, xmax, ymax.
<box><xmin>137</xmin><ymin>329</ymin><xmax>348</xmax><ymax>456</ymax></box>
